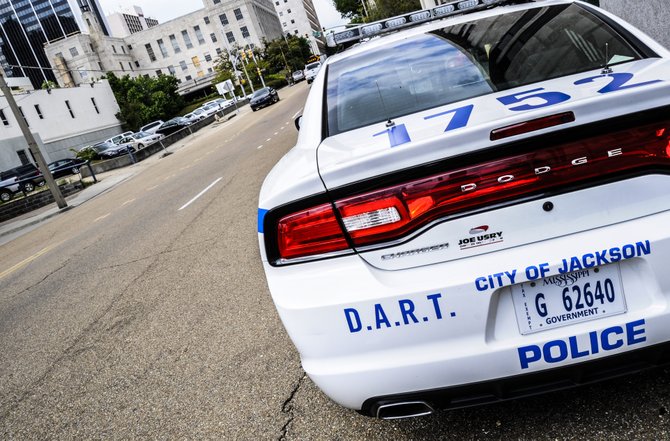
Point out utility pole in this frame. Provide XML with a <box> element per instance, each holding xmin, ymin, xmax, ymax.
<box><xmin>0</xmin><ymin>71</ymin><xmax>67</xmax><ymax>209</ymax></box>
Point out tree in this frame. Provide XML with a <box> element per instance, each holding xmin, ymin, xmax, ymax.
<box><xmin>107</xmin><ymin>72</ymin><xmax>184</xmax><ymax>131</ymax></box>
<box><xmin>333</xmin><ymin>0</ymin><xmax>421</xmax><ymax>23</ymax></box>
<box><xmin>263</xmin><ymin>35</ymin><xmax>312</xmax><ymax>73</ymax></box>
<box><xmin>367</xmin><ymin>0</ymin><xmax>421</xmax><ymax>21</ymax></box>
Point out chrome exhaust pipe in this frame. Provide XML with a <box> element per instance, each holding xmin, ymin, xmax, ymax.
<box><xmin>376</xmin><ymin>401</ymin><xmax>435</xmax><ymax>419</ymax></box>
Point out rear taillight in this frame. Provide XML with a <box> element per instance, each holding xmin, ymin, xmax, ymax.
<box><xmin>273</xmin><ymin>120</ymin><xmax>670</xmax><ymax>261</ymax></box>
<box><xmin>277</xmin><ymin>203</ymin><xmax>349</xmax><ymax>260</ymax></box>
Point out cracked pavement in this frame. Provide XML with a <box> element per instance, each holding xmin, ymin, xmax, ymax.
<box><xmin>2</xmin><ymin>82</ymin><xmax>670</xmax><ymax>439</ymax></box>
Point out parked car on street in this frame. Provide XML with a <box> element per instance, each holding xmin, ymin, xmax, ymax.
<box><xmin>304</xmin><ymin>61</ymin><xmax>321</xmax><ymax>84</ymax></box>
<box><xmin>0</xmin><ymin>163</ymin><xmax>44</xmax><ymax>202</ymax></box>
<box><xmin>292</xmin><ymin>70</ymin><xmax>305</xmax><ymax>82</ymax></box>
<box><xmin>250</xmin><ymin>87</ymin><xmax>279</xmax><ymax>111</ymax></box>
<box><xmin>139</xmin><ymin>120</ymin><xmax>164</xmax><ymax>134</ymax></box>
<box><xmin>116</xmin><ymin>131</ymin><xmax>164</xmax><ymax>151</ymax></box>
<box><xmin>47</xmin><ymin>158</ymin><xmax>87</xmax><ymax>179</ymax></box>
<box><xmin>184</xmin><ymin>108</ymin><xmax>206</xmax><ymax>123</ymax></box>
<box><xmin>259</xmin><ymin>0</ymin><xmax>670</xmax><ymax>419</ymax></box>
<box><xmin>78</xmin><ymin>141</ymin><xmax>121</xmax><ymax>160</ymax></box>
<box><xmin>155</xmin><ymin>117</ymin><xmax>191</xmax><ymax>136</ymax></box>
<box><xmin>105</xmin><ymin>131</ymin><xmax>134</xmax><ymax>145</ymax></box>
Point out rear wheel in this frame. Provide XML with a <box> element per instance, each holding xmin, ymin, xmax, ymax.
<box><xmin>37</xmin><ymin>180</ymin><xmax>46</xmax><ymax>187</ymax></box>
<box><xmin>137</xmin><ymin>144</ymin><xmax>144</xmax><ymax>149</ymax></box>
<box><xmin>22</xmin><ymin>182</ymin><xmax>35</xmax><ymax>192</ymax></box>
<box><xmin>0</xmin><ymin>189</ymin><xmax>11</xmax><ymax>202</ymax></box>
<box><xmin>72</xmin><ymin>167</ymin><xmax>79</xmax><ymax>174</ymax></box>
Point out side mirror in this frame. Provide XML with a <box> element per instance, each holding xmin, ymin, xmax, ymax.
<box><xmin>294</xmin><ymin>115</ymin><xmax>302</xmax><ymax>131</ymax></box>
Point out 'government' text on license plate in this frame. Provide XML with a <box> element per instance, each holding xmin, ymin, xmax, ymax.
<box><xmin>512</xmin><ymin>265</ymin><xmax>626</xmax><ymax>335</ymax></box>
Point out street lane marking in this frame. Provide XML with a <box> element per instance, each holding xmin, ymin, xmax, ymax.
<box><xmin>122</xmin><ymin>198</ymin><xmax>135</xmax><ymax>206</ymax></box>
<box><xmin>274</xmin><ymin>132</ymin><xmax>278</xmax><ymax>135</ymax></box>
<box><xmin>179</xmin><ymin>177</ymin><xmax>223</xmax><ymax>211</ymax></box>
<box><xmin>147</xmin><ymin>184</ymin><xmax>159</xmax><ymax>191</ymax></box>
<box><xmin>281</xmin><ymin>126</ymin><xmax>285</xmax><ymax>130</ymax></box>
<box><xmin>0</xmin><ymin>241</ymin><xmax>64</xmax><ymax>280</ymax></box>
<box><xmin>266</xmin><ymin>138</ymin><xmax>271</xmax><ymax>142</ymax></box>
<box><xmin>94</xmin><ymin>213</ymin><xmax>110</xmax><ymax>223</ymax></box>
<box><xmin>292</xmin><ymin>109</ymin><xmax>302</xmax><ymax>119</ymax></box>
<box><xmin>257</xmin><ymin>145</ymin><xmax>264</xmax><ymax>149</ymax></box>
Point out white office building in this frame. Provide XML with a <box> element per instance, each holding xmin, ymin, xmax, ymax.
<box><xmin>273</xmin><ymin>0</ymin><xmax>325</xmax><ymax>53</ymax></box>
<box><xmin>0</xmin><ymin>79</ymin><xmax>123</xmax><ymax>171</ymax></box>
<box><xmin>44</xmin><ymin>0</ymin><xmax>285</xmax><ymax>96</ymax></box>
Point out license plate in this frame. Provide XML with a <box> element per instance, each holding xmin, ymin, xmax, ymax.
<box><xmin>512</xmin><ymin>265</ymin><xmax>626</xmax><ymax>335</ymax></box>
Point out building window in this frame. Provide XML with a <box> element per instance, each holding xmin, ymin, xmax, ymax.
<box><xmin>112</xmin><ymin>45</ymin><xmax>117</xmax><ymax>53</ymax></box>
<box><xmin>182</xmin><ymin>30</ymin><xmax>193</xmax><ymax>49</ymax></box>
<box><xmin>234</xmin><ymin>8</ymin><xmax>243</xmax><ymax>20</ymax></box>
<box><xmin>207</xmin><ymin>67</ymin><xmax>213</xmax><ymax>73</ymax></box>
<box><xmin>210</xmin><ymin>33</ymin><xmax>217</xmax><ymax>43</ymax></box>
<box><xmin>275</xmin><ymin>1</ymin><xmax>279</xmax><ymax>4</ymax></box>
<box><xmin>128</xmin><ymin>44</ymin><xmax>133</xmax><ymax>50</ymax></box>
<box><xmin>91</xmin><ymin>98</ymin><xmax>100</xmax><ymax>114</ymax></box>
<box><xmin>65</xmin><ymin>100</ymin><xmax>75</xmax><ymax>118</ymax></box>
<box><xmin>98</xmin><ymin>61</ymin><xmax>104</xmax><ymax>70</ymax></box>
<box><xmin>168</xmin><ymin>65</ymin><xmax>176</xmax><ymax>75</ymax></box>
<box><xmin>69</xmin><ymin>47</ymin><xmax>79</xmax><ymax>57</ymax></box>
<box><xmin>294</xmin><ymin>29</ymin><xmax>298</xmax><ymax>34</ymax></box>
<box><xmin>34</xmin><ymin>104</ymin><xmax>43</xmax><ymax>119</ymax></box>
<box><xmin>279</xmin><ymin>11</ymin><xmax>283</xmax><ymax>16</ymax></box>
<box><xmin>216</xmin><ymin>48</ymin><xmax>222</xmax><ymax>55</ymax></box>
<box><xmin>121</xmin><ymin>46</ymin><xmax>126</xmax><ymax>54</ymax></box>
<box><xmin>119</xmin><ymin>62</ymin><xmax>125</xmax><ymax>71</ymax></box>
<box><xmin>157</xmin><ymin>39</ymin><xmax>168</xmax><ymax>57</ymax></box>
<box><xmin>204</xmin><ymin>16</ymin><xmax>210</xmax><ymax>24</ymax></box>
<box><xmin>129</xmin><ymin>62</ymin><xmax>134</xmax><ymax>71</ymax></box>
<box><xmin>240</xmin><ymin>26</ymin><xmax>249</xmax><ymax>38</ymax></box>
<box><xmin>291</xmin><ymin>19</ymin><xmax>295</xmax><ymax>24</ymax></box>
<box><xmin>0</xmin><ymin>109</ymin><xmax>9</xmax><ymax>126</ymax></box>
<box><xmin>169</xmin><ymin>34</ymin><xmax>181</xmax><ymax>53</ymax></box>
<box><xmin>226</xmin><ymin>31</ymin><xmax>235</xmax><ymax>43</ymax></box>
<box><xmin>219</xmin><ymin>13</ymin><xmax>228</xmax><ymax>26</ymax></box>
<box><xmin>204</xmin><ymin>53</ymin><xmax>212</xmax><ymax>62</ymax></box>
<box><xmin>194</xmin><ymin>26</ymin><xmax>205</xmax><ymax>45</ymax></box>
<box><xmin>156</xmin><ymin>69</ymin><xmax>162</xmax><ymax>76</ymax></box>
<box><xmin>185</xmin><ymin>75</ymin><xmax>192</xmax><ymax>81</ymax></box>
<box><xmin>145</xmin><ymin>43</ymin><xmax>156</xmax><ymax>61</ymax></box>
<box><xmin>134</xmin><ymin>60</ymin><xmax>140</xmax><ymax>67</ymax></box>
<box><xmin>180</xmin><ymin>60</ymin><xmax>188</xmax><ymax>71</ymax></box>
<box><xmin>213</xmin><ymin>0</ymin><xmax>220</xmax><ymax>3</ymax></box>
<box><xmin>89</xmin><ymin>44</ymin><xmax>94</xmax><ymax>52</ymax></box>
<box><xmin>18</xmin><ymin>107</ymin><xmax>28</xmax><ymax>127</ymax></box>
<box><xmin>287</xmin><ymin>8</ymin><xmax>291</xmax><ymax>13</ymax></box>
<box><xmin>191</xmin><ymin>56</ymin><xmax>201</xmax><ymax>68</ymax></box>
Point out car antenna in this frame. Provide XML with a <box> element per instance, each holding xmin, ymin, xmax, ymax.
<box><xmin>601</xmin><ymin>42</ymin><xmax>613</xmax><ymax>75</ymax></box>
<box><xmin>375</xmin><ymin>81</ymin><xmax>395</xmax><ymax>127</ymax></box>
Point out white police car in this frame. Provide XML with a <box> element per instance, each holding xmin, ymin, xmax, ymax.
<box><xmin>258</xmin><ymin>0</ymin><xmax>670</xmax><ymax>418</ymax></box>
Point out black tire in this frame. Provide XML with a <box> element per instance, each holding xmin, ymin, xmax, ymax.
<box><xmin>37</xmin><ymin>180</ymin><xmax>46</xmax><ymax>187</ymax></box>
<box><xmin>252</xmin><ymin>108</ymin><xmax>257</xmax><ymax>112</ymax></box>
<box><xmin>137</xmin><ymin>144</ymin><xmax>144</xmax><ymax>149</ymax></box>
<box><xmin>72</xmin><ymin>167</ymin><xmax>79</xmax><ymax>174</ymax></box>
<box><xmin>0</xmin><ymin>190</ymin><xmax>11</xmax><ymax>202</ymax></box>
<box><xmin>23</xmin><ymin>182</ymin><xmax>35</xmax><ymax>193</ymax></box>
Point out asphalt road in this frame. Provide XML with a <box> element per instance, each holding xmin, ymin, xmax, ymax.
<box><xmin>1</xmin><ymin>81</ymin><xmax>670</xmax><ymax>439</ymax></box>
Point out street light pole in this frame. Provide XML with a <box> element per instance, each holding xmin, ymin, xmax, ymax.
<box><xmin>0</xmin><ymin>71</ymin><xmax>67</xmax><ymax>209</ymax></box>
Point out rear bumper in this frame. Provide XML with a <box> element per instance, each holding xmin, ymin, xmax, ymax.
<box><xmin>361</xmin><ymin>340</ymin><xmax>670</xmax><ymax>417</ymax></box>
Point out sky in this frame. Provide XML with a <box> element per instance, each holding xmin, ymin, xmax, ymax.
<box><xmin>97</xmin><ymin>0</ymin><xmax>349</xmax><ymax>31</ymax></box>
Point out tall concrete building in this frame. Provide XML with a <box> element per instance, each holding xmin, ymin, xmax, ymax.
<box><xmin>107</xmin><ymin>5</ymin><xmax>159</xmax><ymax>38</ymax></box>
<box><xmin>45</xmin><ymin>0</ymin><xmax>285</xmax><ymax>96</ymax></box>
<box><xmin>0</xmin><ymin>0</ymin><xmax>109</xmax><ymax>88</ymax></box>
<box><xmin>273</xmin><ymin>0</ymin><xmax>325</xmax><ymax>53</ymax></box>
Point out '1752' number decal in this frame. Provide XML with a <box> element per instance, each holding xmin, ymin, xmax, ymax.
<box><xmin>374</xmin><ymin>72</ymin><xmax>662</xmax><ymax>148</ymax></box>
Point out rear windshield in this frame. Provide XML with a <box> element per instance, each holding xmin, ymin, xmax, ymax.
<box><xmin>306</xmin><ymin>62</ymin><xmax>321</xmax><ymax>70</ymax></box>
<box><xmin>326</xmin><ymin>4</ymin><xmax>643</xmax><ymax>136</ymax></box>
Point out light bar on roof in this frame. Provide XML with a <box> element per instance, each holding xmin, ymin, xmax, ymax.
<box><xmin>327</xmin><ymin>0</ymin><xmax>507</xmax><ymax>47</ymax></box>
